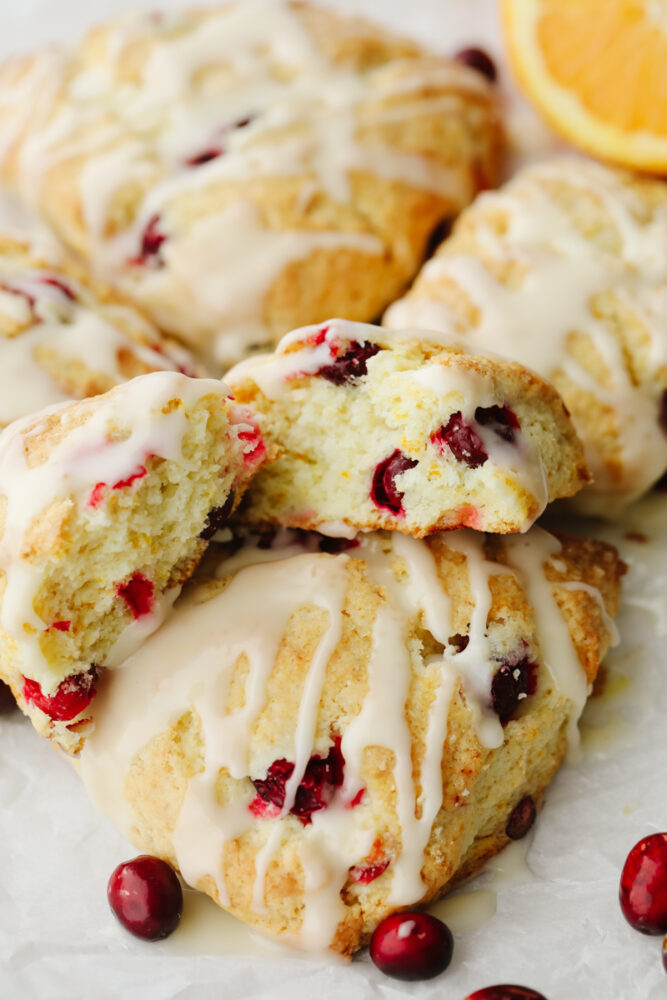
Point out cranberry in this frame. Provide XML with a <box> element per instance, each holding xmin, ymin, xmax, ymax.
<box><xmin>490</xmin><ymin>655</ymin><xmax>538</xmax><ymax>725</ymax></box>
<box><xmin>200</xmin><ymin>491</ymin><xmax>236</xmax><ymax>540</ymax></box>
<box><xmin>432</xmin><ymin>413</ymin><xmax>488</xmax><ymax>469</ymax></box>
<box><xmin>453</xmin><ymin>47</ymin><xmax>498</xmax><ymax>83</ymax></box>
<box><xmin>108</xmin><ymin>855</ymin><xmax>182</xmax><ymax>941</ymax></box>
<box><xmin>88</xmin><ymin>483</ymin><xmax>106</xmax><ymax>508</ymax></box>
<box><xmin>370</xmin><ymin>450</ymin><xmax>418</xmax><ymax>515</ymax></box>
<box><xmin>22</xmin><ymin>669</ymin><xmax>96</xmax><ymax>722</ymax></box>
<box><xmin>369</xmin><ymin>912</ymin><xmax>453</xmax><ymax>981</ymax></box>
<box><xmin>39</xmin><ymin>276</ymin><xmax>76</xmax><ymax>301</ymax></box>
<box><xmin>117</xmin><ymin>573</ymin><xmax>154</xmax><ymax>619</ymax></box>
<box><xmin>185</xmin><ymin>145</ymin><xmax>224</xmax><ymax>166</ymax></box>
<box><xmin>50</xmin><ymin>620</ymin><xmax>71</xmax><ymax>631</ymax></box>
<box><xmin>349</xmin><ymin>858</ymin><xmax>390</xmax><ymax>884</ymax></box>
<box><xmin>506</xmin><ymin>795</ymin><xmax>536</xmax><ymax>840</ymax></box>
<box><xmin>315</xmin><ymin>341</ymin><xmax>381</xmax><ymax>385</ymax></box>
<box><xmin>475</xmin><ymin>405</ymin><xmax>520</xmax><ymax>443</ymax></box>
<box><xmin>130</xmin><ymin>214</ymin><xmax>167</xmax><ymax>267</ymax></box>
<box><xmin>620</xmin><ymin>833</ymin><xmax>667</xmax><ymax>934</ymax></box>
<box><xmin>659</xmin><ymin>390</ymin><xmax>667</xmax><ymax>437</ymax></box>
<box><xmin>465</xmin><ymin>987</ymin><xmax>547</xmax><ymax>1000</ymax></box>
<box><xmin>250</xmin><ymin>737</ymin><xmax>346</xmax><ymax>825</ymax></box>
<box><xmin>0</xmin><ymin>681</ymin><xmax>17</xmax><ymax>715</ymax></box>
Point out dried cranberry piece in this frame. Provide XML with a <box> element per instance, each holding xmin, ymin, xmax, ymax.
<box><xmin>506</xmin><ymin>795</ymin><xmax>536</xmax><ymax>840</ymax></box>
<box><xmin>660</xmin><ymin>390</ymin><xmax>667</xmax><ymax>437</ymax></box>
<box><xmin>108</xmin><ymin>855</ymin><xmax>182</xmax><ymax>941</ymax></box>
<box><xmin>200</xmin><ymin>491</ymin><xmax>236</xmax><ymax>540</ymax></box>
<box><xmin>349</xmin><ymin>858</ymin><xmax>390</xmax><ymax>884</ymax></box>
<box><xmin>250</xmin><ymin>737</ymin><xmax>346</xmax><ymax>825</ymax></box>
<box><xmin>117</xmin><ymin>573</ymin><xmax>154</xmax><ymax>619</ymax></box>
<box><xmin>370</xmin><ymin>912</ymin><xmax>453</xmax><ymax>981</ymax></box>
<box><xmin>475</xmin><ymin>405</ymin><xmax>520</xmax><ymax>443</ymax></box>
<box><xmin>22</xmin><ymin>669</ymin><xmax>96</xmax><ymax>722</ymax></box>
<box><xmin>453</xmin><ymin>47</ymin><xmax>498</xmax><ymax>83</ymax></box>
<box><xmin>620</xmin><ymin>833</ymin><xmax>667</xmax><ymax>934</ymax></box>
<box><xmin>465</xmin><ymin>987</ymin><xmax>547</xmax><ymax>1000</ymax></box>
<box><xmin>316</xmin><ymin>341</ymin><xmax>381</xmax><ymax>385</ymax></box>
<box><xmin>490</xmin><ymin>655</ymin><xmax>538</xmax><ymax>725</ymax></box>
<box><xmin>371</xmin><ymin>450</ymin><xmax>418</xmax><ymax>515</ymax></box>
<box><xmin>131</xmin><ymin>214</ymin><xmax>167</xmax><ymax>267</ymax></box>
<box><xmin>432</xmin><ymin>413</ymin><xmax>488</xmax><ymax>469</ymax></box>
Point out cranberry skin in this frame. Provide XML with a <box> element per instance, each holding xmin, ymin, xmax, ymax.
<box><xmin>108</xmin><ymin>855</ymin><xmax>183</xmax><ymax>941</ymax></box>
<box><xmin>369</xmin><ymin>912</ymin><xmax>453</xmax><ymax>981</ymax></box>
<box><xmin>506</xmin><ymin>795</ymin><xmax>536</xmax><ymax>840</ymax></box>
<box><xmin>433</xmin><ymin>413</ymin><xmax>488</xmax><ymax>469</ymax></box>
<box><xmin>619</xmin><ymin>833</ymin><xmax>667</xmax><ymax>934</ymax></box>
<box><xmin>316</xmin><ymin>341</ymin><xmax>381</xmax><ymax>385</ymax></box>
<box><xmin>453</xmin><ymin>47</ymin><xmax>498</xmax><ymax>83</ymax></box>
<box><xmin>250</xmin><ymin>737</ymin><xmax>346</xmax><ymax>825</ymax></box>
<box><xmin>370</xmin><ymin>450</ymin><xmax>418</xmax><ymax>515</ymax></box>
<box><xmin>465</xmin><ymin>987</ymin><xmax>547</xmax><ymax>1000</ymax></box>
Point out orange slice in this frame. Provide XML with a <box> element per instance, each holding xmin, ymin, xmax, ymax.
<box><xmin>502</xmin><ymin>0</ymin><xmax>667</xmax><ymax>173</ymax></box>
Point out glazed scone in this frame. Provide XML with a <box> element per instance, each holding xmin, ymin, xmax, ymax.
<box><xmin>79</xmin><ymin>525</ymin><xmax>623</xmax><ymax>955</ymax></box>
<box><xmin>0</xmin><ymin>234</ymin><xmax>203</xmax><ymax>427</ymax></box>
<box><xmin>226</xmin><ymin>319</ymin><xmax>588</xmax><ymax>536</ymax></box>
<box><xmin>0</xmin><ymin>1</ymin><xmax>502</xmax><ymax>368</ymax></box>
<box><xmin>384</xmin><ymin>157</ymin><xmax>667</xmax><ymax>515</ymax></box>
<box><xmin>0</xmin><ymin>371</ymin><xmax>267</xmax><ymax>753</ymax></box>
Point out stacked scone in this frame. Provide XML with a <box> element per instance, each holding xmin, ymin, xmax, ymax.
<box><xmin>0</xmin><ymin>0</ymin><xmax>643</xmax><ymax>968</ymax></box>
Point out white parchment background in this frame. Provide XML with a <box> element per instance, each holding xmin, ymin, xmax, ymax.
<box><xmin>0</xmin><ymin>2</ymin><xmax>666</xmax><ymax>998</ymax></box>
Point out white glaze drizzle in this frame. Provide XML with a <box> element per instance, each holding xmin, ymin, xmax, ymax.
<box><xmin>77</xmin><ymin>523</ymin><xmax>607</xmax><ymax>950</ymax></box>
<box><xmin>0</xmin><ymin>371</ymin><xmax>227</xmax><ymax>686</ymax></box>
<box><xmin>0</xmin><ymin>0</ymin><xmax>492</xmax><ymax>365</ymax></box>
<box><xmin>385</xmin><ymin>158</ymin><xmax>667</xmax><ymax>505</ymax></box>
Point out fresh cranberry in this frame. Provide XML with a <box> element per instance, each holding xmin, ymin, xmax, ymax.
<box><xmin>130</xmin><ymin>214</ymin><xmax>167</xmax><ymax>267</ymax></box>
<box><xmin>117</xmin><ymin>573</ymin><xmax>154</xmax><ymax>619</ymax></box>
<box><xmin>200</xmin><ymin>491</ymin><xmax>236</xmax><ymax>540</ymax></box>
<box><xmin>113</xmin><ymin>465</ymin><xmax>147</xmax><ymax>490</ymax></box>
<box><xmin>50</xmin><ymin>620</ymin><xmax>71</xmax><ymax>632</ymax></box>
<box><xmin>238</xmin><ymin>426</ymin><xmax>266</xmax><ymax>467</ymax></box>
<box><xmin>39</xmin><ymin>276</ymin><xmax>76</xmax><ymax>301</ymax></box>
<box><xmin>369</xmin><ymin>912</ymin><xmax>453</xmax><ymax>981</ymax></box>
<box><xmin>349</xmin><ymin>858</ymin><xmax>390</xmax><ymax>884</ymax></box>
<box><xmin>108</xmin><ymin>855</ymin><xmax>182</xmax><ymax>941</ymax></box>
<box><xmin>475</xmin><ymin>405</ymin><xmax>520</xmax><ymax>443</ymax></box>
<box><xmin>0</xmin><ymin>681</ymin><xmax>17</xmax><ymax>715</ymax></box>
<box><xmin>659</xmin><ymin>390</ymin><xmax>667</xmax><ymax>437</ymax></box>
<box><xmin>432</xmin><ymin>413</ymin><xmax>488</xmax><ymax>469</ymax></box>
<box><xmin>465</xmin><ymin>987</ymin><xmax>547</xmax><ymax>1000</ymax></box>
<box><xmin>490</xmin><ymin>654</ymin><xmax>538</xmax><ymax>725</ymax></box>
<box><xmin>22</xmin><ymin>670</ymin><xmax>96</xmax><ymax>722</ymax></box>
<box><xmin>370</xmin><ymin>450</ymin><xmax>418</xmax><ymax>515</ymax></box>
<box><xmin>317</xmin><ymin>535</ymin><xmax>359</xmax><ymax>554</ymax></box>
<box><xmin>250</xmin><ymin>737</ymin><xmax>346</xmax><ymax>825</ymax></box>
<box><xmin>453</xmin><ymin>47</ymin><xmax>498</xmax><ymax>83</ymax></box>
<box><xmin>88</xmin><ymin>483</ymin><xmax>106</xmax><ymax>508</ymax></box>
<box><xmin>506</xmin><ymin>795</ymin><xmax>536</xmax><ymax>840</ymax></box>
<box><xmin>620</xmin><ymin>833</ymin><xmax>667</xmax><ymax>934</ymax></box>
<box><xmin>316</xmin><ymin>341</ymin><xmax>381</xmax><ymax>385</ymax></box>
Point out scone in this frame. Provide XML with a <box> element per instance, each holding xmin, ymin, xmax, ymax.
<box><xmin>0</xmin><ymin>371</ymin><xmax>266</xmax><ymax>754</ymax></box>
<box><xmin>0</xmin><ymin>1</ymin><xmax>502</xmax><ymax>368</ymax></box>
<box><xmin>79</xmin><ymin>524</ymin><xmax>623</xmax><ymax>955</ymax></box>
<box><xmin>226</xmin><ymin>318</ymin><xmax>588</xmax><ymax>536</ymax></box>
<box><xmin>0</xmin><ymin>233</ymin><xmax>202</xmax><ymax>427</ymax></box>
<box><xmin>384</xmin><ymin>157</ymin><xmax>667</xmax><ymax>515</ymax></box>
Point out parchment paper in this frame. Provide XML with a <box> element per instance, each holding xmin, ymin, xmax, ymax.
<box><xmin>1</xmin><ymin>2</ymin><xmax>666</xmax><ymax>997</ymax></box>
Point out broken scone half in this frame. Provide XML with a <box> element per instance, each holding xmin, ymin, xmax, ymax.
<box><xmin>0</xmin><ymin>370</ymin><xmax>266</xmax><ymax>752</ymax></box>
<box><xmin>226</xmin><ymin>319</ymin><xmax>589</xmax><ymax>536</ymax></box>
<box><xmin>79</xmin><ymin>524</ymin><xmax>623</xmax><ymax>956</ymax></box>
